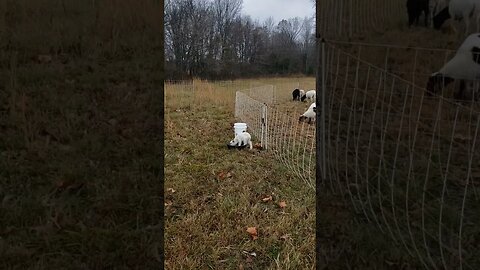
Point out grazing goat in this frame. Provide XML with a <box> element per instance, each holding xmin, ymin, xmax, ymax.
<box><xmin>426</xmin><ymin>33</ymin><xmax>480</xmax><ymax>101</ymax></box>
<box><xmin>407</xmin><ymin>0</ymin><xmax>430</xmax><ymax>27</ymax></box>
<box><xmin>299</xmin><ymin>102</ymin><xmax>317</xmax><ymax>124</ymax></box>
<box><xmin>430</xmin><ymin>0</ymin><xmax>448</xmax><ymax>23</ymax></box>
<box><xmin>301</xmin><ymin>90</ymin><xmax>316</xmax><ymax>102</ymax></box>
<box><xmin>433</xmin><ymin>0</ymin><xmax>480</xmax><ymax>35</ymax></box>
<box><xmin>292</xmin><ymin>88</ymin><xmax>305</xmax><ymax>101</ymax></box>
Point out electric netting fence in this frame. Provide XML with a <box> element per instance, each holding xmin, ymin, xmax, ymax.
<box><xmin>234</xmin><ymin>85</ymin><xmax>316</xmax><ymax>189</ymax></box>
<box><xmin>317</xmin><ymin>39</ymin><xmax>480</xmax><ymax>269</ymax></box>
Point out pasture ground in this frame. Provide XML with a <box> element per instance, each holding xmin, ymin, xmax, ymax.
<box><xmin>318</xmin><ymin>20</ymin><xmax>480</xmax><ymax>269</ymax></box>
<box><xmin>164</xmin><ymin>78</ymin><xmax>315</xmax><ymax>269</ymax></box>
<box><xmin>0</xmin><ymin>54</ymin><xmax>162</xmax><ymax>268</ymax></box>
<box><xmin>1</xmin><ymin>1</ymin><xmax>163</xmax><ymax>268</ymax></box>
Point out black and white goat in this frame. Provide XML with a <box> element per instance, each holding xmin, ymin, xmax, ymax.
<box><xmin>430</xmin><ymin>0</ymin><xmax>448</xmax><ymax>24</ymax></box>
<box><xmin>433</xmin><ymin>0</ymin><xmax>480</xmax><ymax>35</ymax></box>
<box><xmin>407</xmin><ymin>0</ymin><xmax>430</xmax><ymax>27</ymax></box>
<box><xmin>426</xmin><ymin>33</ymin><xmax>480</xmax><ymax>101</ymax></box>
<box><xmin>292</xmin><ymin>88</ymin><xmax>305</xmax><ymax>101</ymax></box>
<box><xmin>299</xmin><ymin>102</ymin><xmax>317</xmax><ymax>124</ymax></box>
<box><xmin>301</xmin><ymin>90</ymin><xmax>316</xmax><ymax>102</ymax></box>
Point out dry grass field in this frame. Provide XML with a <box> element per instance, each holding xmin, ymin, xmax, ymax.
<box><xmin>1</xmin><ymin>1</ymin><xmax>162</xmax><ymax>268</ymax></box>
<box><xmin>164</xmin><ymin>78</ymin><xmax>316</xmax><ymax>269</ymax></box>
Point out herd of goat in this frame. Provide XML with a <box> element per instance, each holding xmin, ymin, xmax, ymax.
<box><xmin>409</xmin><ymin>0</ymin><xmax>480</xmax><ymax>102</ymax></box>
<box><xmin>408</xmin><ymin>0</ymin><xmax>480</xmax><ymax>34</ymax></box>
<box><xmin>294</xmin><ymin>0</ymin><xmax>480</xmax><ymax>125</ymax></box>
<box><xmin>292</xmin><ymin>89</ymin><xmax>317</xmax><ymax>124</ymax></box>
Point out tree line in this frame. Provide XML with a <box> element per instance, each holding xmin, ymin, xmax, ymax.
<box><xmin>165</xmin><ymin>0</ymin><xmax>316</xmax><ymax>80</ymax></box>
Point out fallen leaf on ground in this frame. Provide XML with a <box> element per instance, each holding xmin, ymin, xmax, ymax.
<box><xmin>55</xmin><ymin>180</ymin><xmax>66</xmax><ymax>189</ymax></box>
<box><xmin>280</xmin><ymin>234</ymin><xmax>290</xmax><ymax>241</ymax></box>
<box><xmin>167</xmin><ymin>188</ymin><xmax>176</xmax><ymax>193</ymax></box>
<box><xmin>246</xmin><ymin>227</ymin><xmax>258</xmax><ymax>240</ymax></box>
<box><xmin>261</xmin><ymin>195</ymin><xmax>273</xmax><ymax>202</ymax></box>
<box><xmin>65</xmin><ymin>182</ymin><xmax>84</xmax><ymax>193</ymax></box>
<box><xmin>253</xmin><ymin>143</ymin><xmax>263</xmax><ymax>150</ymax></box>
<box><xmin>55</xmin><ymin>180</ymin><xmax>73</xmax><ymax>190</ymax></box>
<box><xmin>218</xmin><ymin>171</ymin><xmax>233</xmax><ymax>180</ymax></box>
<box><xmin>164</xmin><ymin>200</ymin><xmax>173</xmax><ymax>207</ymax></box>
<box><xmin>37</xmin><ymin>54</ymin><xmax>52</xmax><ymax>63</ymax></box>
<box><xmin>278</xmin><ymin>201</ymin><xmax>287</xmax><ymax>208</ymax></box>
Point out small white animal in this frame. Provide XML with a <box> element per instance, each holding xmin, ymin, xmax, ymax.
<box><xmin>426</xmin><ymin>32</ymin><xmax>480</xmax><ymax>100</ymax></box>
<box><xmin>227</xmin><ymin>131</ymin><xmax>253</xmax><ymax>150</ymax></box>
<box><xmin>299</xmin><ymin>102</ymin><xmax>317</xmax><ymax>124</ymax></box>
<box><xmin>301</xmin><ymin>90</ymin><xmax>316</xmax><ymax>102</ymax></box>
<box><xmin>433</xmin><ymin>0</ymin><xmax>480</xmax><ymax>35</ymax></box>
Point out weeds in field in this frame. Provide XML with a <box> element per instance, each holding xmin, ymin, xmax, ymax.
<box><xmin>0</xmin><ymin>1</ymin><xmax>162</xmax><ymax>268</ymax></box>
<box><xmin>164</xmin><ymin>78</ymin><xmax>316</xmax><ymax>269</ymax></box>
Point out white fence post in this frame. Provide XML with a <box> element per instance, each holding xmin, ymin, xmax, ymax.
<box><xmin>262</xmin><ymin>105</ymin><xmax>268</xmax><ymax>150</ymax></box>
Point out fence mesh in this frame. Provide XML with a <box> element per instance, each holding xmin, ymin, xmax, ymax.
<box><xmin>319</xmin><ymin>39</ymin><xmax>480</xmax><ymax>269</ymax></box>
<box><xmin>318</xmin><ymin>0</ymin><xmax>405</xmax><ymax>40</ymax></box>
<box><xmin>235</xmin><ymin>85</ymin><xmax>316</xmax><ymax>189</ymax></box>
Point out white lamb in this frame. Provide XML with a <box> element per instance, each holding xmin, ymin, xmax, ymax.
<box><xmin>433</xmin><ymin>0</ymin><xmax>480</xmax><ymax>35</ymax></box>
<box><xmin>227</xmin><ymin>131</ymin><xmax>253</xmax><ymax>150</ymax></box>
<box><xmin>299</xmin><ymin>102</ymin><xmax>316</xmax><ymax>124</ymax></box>
<box><xmin>426</xmin><ymin>32</ymin><xmax>480</xmax><ymax>100</ymax></box>
<box><xmin>301</xmin><ymin>90</ymin><xmax>316</xmax><ymax>102</ymax></box>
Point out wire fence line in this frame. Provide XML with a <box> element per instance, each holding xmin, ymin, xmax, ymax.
<box><xmin>268</xmin><ymin>106</ymin><xmax>316</xmax><ymax>189</ymax></box>
<box><xmin>235</xmin><ymin>84</ymin><xmax>316</xmax><ymax>189</ymax></box>
<box><xmin>317</xmin><ymin>0</ymin><xmax>480</xmax><ymax>267</ymax></box>
<box><xmin>318</xmin><ymin>0</ymin><xmax>405</xmax><ymax>39</ymax></box>
<box><xmin>325</xmin><ymin>40</ymin><xmax>480</xmax><ymax>97</ymax></box>
<box><xmin>247</xmin><ymin>85</ymin><xmax>275</xmax><ymax>105</ymax></box>
<box><xmin>318</xmin><ymin>39</ymin><xmax>480</xmax><ymax>269</ymax></box>
<box><xmin>234</xmin><ymin>91</ymin><xmax>269</xmax><ymax>149</ymax></box>
<box><xmin>164</xmin><ymin>79</ymin><xmax>316</xmax><ymax>189</ymax></box>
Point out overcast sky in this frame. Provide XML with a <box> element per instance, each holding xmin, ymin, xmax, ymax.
<box><xmin>241</xmin><ymin>0</ymin><xmax>314</xmax><ymax>24</ymax></box>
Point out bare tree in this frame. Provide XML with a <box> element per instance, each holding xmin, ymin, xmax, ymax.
<box><xmin>165</xmin><ymin>0</ymin><xmax>212</xmax><ymax>75</ymax></box>
<box><xmin>164</xmin><ymin>0</ymin><xmax>315</xmax><ymax>79</ymax></box>
<box><xmin>212</xmin><ymin>0</ymin><xmax>243</xmax><ymax>60</ymax></box>
<box><xmin>275</xmin><ymin>18</ymin><xmax>302</xmax><ymax>46</ymax></box>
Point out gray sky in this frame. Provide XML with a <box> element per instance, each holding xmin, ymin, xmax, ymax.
<box><xmin>241</xmin><ymin>0</ymin><xmax>314</xmax><ymax>24</ymax></box>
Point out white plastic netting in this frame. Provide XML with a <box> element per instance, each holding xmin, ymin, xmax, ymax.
<box><xmin>235</xmin><ymin>84</ymin><xmax>316</xmax><ymax>189</ymax></box>
<box><xmin>317</xmin><ymin>38</ymin><xmax>480</xmax><ymax>269</ymax></box>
